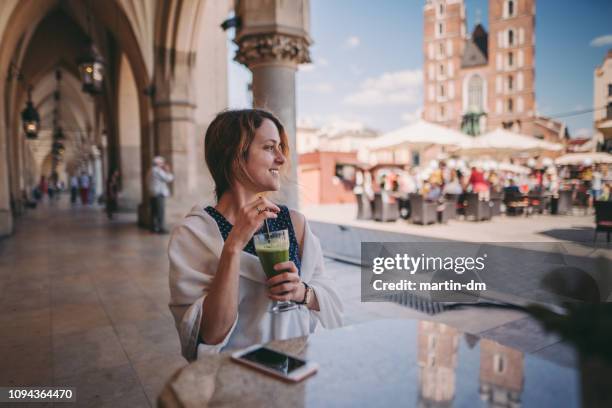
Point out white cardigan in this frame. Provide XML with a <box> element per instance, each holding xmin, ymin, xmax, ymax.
<box><xmin>168</xmin><ymin>205</ymin><xmax>344</xmax><ymax>361</ymax></box>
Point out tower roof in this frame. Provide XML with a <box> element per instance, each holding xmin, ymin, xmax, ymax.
<box><xmin>461</xmin><ymin>24</ymin><xmax>488</xmax><ymax>68</ymax></box>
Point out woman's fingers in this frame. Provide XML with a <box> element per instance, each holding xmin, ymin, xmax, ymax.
<box><xmin>252</xmin><ymin>196</ymin><xmax>280</xmax><ymax>214</ymax></box>
<box><xmin>268</xmin><ymin>292</ymin><xmax>294</xmax><ymax>302</ymax></box>
<box><xmin>268</xmin><ymin>282</ymin><xmax>298</xmax><ymax>295</ymax></box>
<box><xmin>273</xmin><ymin>261</ymin><xmax>297</xmax><ymax>273</ymax></box>
<box><xmin>266</xmin><ymin>267</ymin><xmax>298</xmax><ymax>287</ymax></box>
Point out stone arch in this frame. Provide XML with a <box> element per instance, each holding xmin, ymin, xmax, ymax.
<box><xmin>0</xmin><ymin>0</ymin><xmax>156</xmax><ymax>234</ymax></box>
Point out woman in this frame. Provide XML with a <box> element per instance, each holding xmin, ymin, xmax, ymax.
<box><xmin>168</xmin><ymin>109</ymin><xmax>343</xmax><ymax>361</ymax></box>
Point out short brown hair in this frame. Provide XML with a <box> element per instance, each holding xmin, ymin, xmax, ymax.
<box><xmin>204</xmin><ymin>109</ymin><xmax>290</xmax><ymax>201</ymax></box>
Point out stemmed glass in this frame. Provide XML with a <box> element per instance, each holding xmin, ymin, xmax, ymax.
<box><xmin>254</xmin><ymin>229</ymin><xmax>298</xmax><ymax>313</ymax></box>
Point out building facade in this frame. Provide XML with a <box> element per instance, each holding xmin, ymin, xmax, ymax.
<box><xmin>423</xmin><ymin>0</ymin><xmax>537</xmax><ymax>136</ymax></box>
<box><xmin>594</xmin><ymin>50</ymin><xmax>612</xmax><ymax>152</ymax></box>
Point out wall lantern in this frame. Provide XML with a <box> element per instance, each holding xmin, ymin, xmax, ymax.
<box><xmin>21</xmin><ymin>86</ymin><xmax>40</xmax><ymax>139</ymax></box>
<box><xmin>78</xmin><ymin>40</ymin><xmax>105</xmax><ymax>94</ymax></box>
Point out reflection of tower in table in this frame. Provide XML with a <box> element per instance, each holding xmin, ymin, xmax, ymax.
<box><xmin>479</xmin><ymin>339</ymin><xmax>525</xmax><ymax>408</ymax></box>
<box><xmin>417</xmin><ymin>321</ymin><xmax>459</xmax><ymax>407</ymax></box>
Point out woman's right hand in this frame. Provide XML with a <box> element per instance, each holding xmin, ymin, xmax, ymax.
<box><xmin>226</xmin><ymin>196</ymin><xmax>280</xmax><ymax>250</ymax></box>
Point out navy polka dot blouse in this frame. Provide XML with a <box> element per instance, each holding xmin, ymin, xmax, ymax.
<box><xmin>204</xmin><ymin>205</ymin><xmax>302</xmax><ymax>274</ymax></box>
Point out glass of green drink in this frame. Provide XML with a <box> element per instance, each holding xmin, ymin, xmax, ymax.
<box><xmin>254</xmin><ymin>229</ymin><xmax>298</xmax><ymax>313</ymax></box>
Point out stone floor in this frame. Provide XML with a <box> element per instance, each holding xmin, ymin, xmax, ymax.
<box><xmin>0</xmin><ymin>197</ymin><xmax>589</xmax><ymax>407</ymax></box>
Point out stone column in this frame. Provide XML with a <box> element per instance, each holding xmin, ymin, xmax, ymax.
<box><xmin>150</xmin><ymin>47</ymin><xmax>200</xmax><ymax>224</ymax></box>
<box><xmin>235</xmin><ymin>0</ymin><xmax>312</xmax><ymax>210</ymax></box>
<box><xmin>0</xmin><ymin>126</ymin><xmax>13</xmax><ymax>237</ymax></box>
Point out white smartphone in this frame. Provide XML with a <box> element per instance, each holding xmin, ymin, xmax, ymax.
<box><xmin>231</xmin><ymin>344</ymin><xmax>318</xmax><ymax>383</ymax></box>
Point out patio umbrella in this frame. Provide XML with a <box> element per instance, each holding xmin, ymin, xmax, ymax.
<box><xmin>369</xmin><ymin>119</ymin><xmax>474</xmax><ymax>151</ymax></box>
<box><xmin>555</xmin><ymin>152</ymin><xmax>612</xmax><ymax>166</ymax></box>
<box><xmin>459</xmin><ymin>128</ymin><xmax>563</xmax><ymax>155</ymax></box>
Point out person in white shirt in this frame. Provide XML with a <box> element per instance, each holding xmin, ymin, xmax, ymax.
<box><xmin>148</xmin><ymin>156</ymin><xmax>174</xmax><ymax>233</ymax></box>
<box><xmin>168</xmin><ymin>109</ymin><xmax>343</xmax><ymax>361</ymax></box>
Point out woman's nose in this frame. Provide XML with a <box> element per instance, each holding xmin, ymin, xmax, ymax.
<box><xmin>275</xmin><ymin>149</ymin><xmax>286</xmax><ymax>164</ymax></box>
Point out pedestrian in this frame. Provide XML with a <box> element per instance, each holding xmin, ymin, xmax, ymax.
<box><xmin>148</xmin><ymin>156</ymin><xmax>174</xmax><ymax>233</ymax></box>
<box><xmin>167</xmin><ymin>109</ymin><xmax>343</xmax><ymax>361</ymax></box>
<box><xmin>39</xmin><ymin>176</ymin><xmax>48</xmax><ymax>199</ymax></box>
<box><xmin>106</xmin><ymin>170</ymin><xmax>120</xmax><ymax>219</ymax></box>
<box><xmin>79</xmin><ymin>171</ymin><xmax>90</xmax><ymax>205</ymax></box>
<box><xmin>70</xmin><ymin>174</ymin><xmax>79</xmax><ymax>204</ymax></box>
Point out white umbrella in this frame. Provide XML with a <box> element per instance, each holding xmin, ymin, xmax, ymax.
<box><xmin>460</xmin><ymin>128</ymin><xmax>563</xmax><ymax>154</ymax></box>
<box><xmin>555</xmin><ymin>152</ymin><xmax>612</xmax><ymax>165</ymax></box>
<box><xmin>369</xmin><ymin>119</ymin><xmax>474</xmax><ymax>151</ymax></box>
<box><xmin>497</xmin><ymin>162</ymin><xmax>531</xmax><ymax>174</ymax></box>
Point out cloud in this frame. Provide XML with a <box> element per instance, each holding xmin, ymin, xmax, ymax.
<box><xmin>590</xmin><ymin>34</ymin><xmax>612</xmax><ymax>47</ymax></box>
<box><xmin>298</xmin><ymin>113</ymin><xmax>375</xmax><ymax>130</ymax></box>
<box><xmin>299</xmin><ymin>82</ymin><xmax>335</xmax><ymax>94</ymax></box>
<box><xmin>349</xmin><ymin>64</ymin><xmax>364</xmax><ymax>76</ymax></box>
<box><xmin>401</xmin><ymin>108</ymin><xmax>423</xmax><ymax>123</ymax></box>
<box><xmin>345</xmin><ymin>36</ymin><xmax>360</xmax><ymax>49</ymax></box>
<box><xmin>343</xmin><ymin>69</ymin><xmax>423</xmax><ymax>106</ymax></box>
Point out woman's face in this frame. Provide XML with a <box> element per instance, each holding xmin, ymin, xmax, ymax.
<box><xmin>244</xmin><ymin>118</ymin><xmax>286</xmax><ymax>192</ymax></box>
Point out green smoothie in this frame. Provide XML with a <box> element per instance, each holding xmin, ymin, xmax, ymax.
<box><xmin>255</xmin><ymin>246</ymin><xmax>289</xmax><ymax>278</ymax></box>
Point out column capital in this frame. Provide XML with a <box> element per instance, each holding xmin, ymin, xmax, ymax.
<box><xmin>235</xmin><ymin>33</ymin><xmax>311</xmax><ymax>69</ymax></box>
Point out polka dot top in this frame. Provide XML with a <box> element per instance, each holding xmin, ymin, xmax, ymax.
<box><xmin>204</xmin><ymin>205</ymin><xmax>302</xmax><ymax>274</ymax></box>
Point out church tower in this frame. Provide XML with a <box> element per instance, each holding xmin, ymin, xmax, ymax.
<box><xmin>487</xmin><ymin>0</ymin><xmax>536</xmax><ymax>133</ymax></box>
<box><xmin>423</xmin><ymin>0</ymin><xmax>466</xmax><ymax>129</ymax></box>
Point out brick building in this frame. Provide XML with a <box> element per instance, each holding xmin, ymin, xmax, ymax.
<box><xmin>423</xmin><ymin>0</ymin><xmax>541</xmax><ymax>137</ymax></box>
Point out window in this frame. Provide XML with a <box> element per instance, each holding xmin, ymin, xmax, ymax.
<box><xmin>508</xmin><ymin>75</ymin><xmax>514</xmax><ymax>91</ymax></box>
<box><xmin>439</xmin><ymin>64</ymin><xmax>445</xmax><ymax>76</ymax></box>
<box><xmin>607</xmin><ymin>102</ymin><xmax>612</xmax><ymax>119</ymax></box>
<box><xmin>439</xmin><ymin>4</ymin><xmax>444</xmax><ymax>15</ymax></box>
<box><xmin>494</xmin><ymin>354</ymin><xmax>506</xmax><ymax>374</ymax></box>
<box><xmin>438</xmin><ymin>23</ymin><xmax>444</xmax><ymax>36</ymax></box>
<box><xmin>608</xmin><ymin>83</ymin><xmax>612</xmax><ymax>97</ymax></box>
<box><xmin>508</xmin><ymin>29</ymin><xmax>514</xmax><ymax>46</ymax></box>
<box><xmin>428</xmin><ymin>334</ymin><xmax>437</xmax><ymax>349</ymax></box>
<box><xmin>508</xmin><ymin>52</ymin><xmax>514</xmax><ymax>67</ymax></box>
<box><xmin>508</xmin><ymin>98</ymin><xmax>514</xmax><ymax>113</ymax></box>
<box><xmin>508</xmin><ymin>0</ymin><xmax>515</xmax><ymax>17</ymax></box>
<box><xmin>440</xmin><ymin>105</ymin><xmax>445</xmax><ymax>119</ymax></box>
<box><xmin>468</xmin><ymin>75</ymin><xmax>484</xmax><ymax>111</ymax></box>
<box><xmin>439</xmin><ymin>42</ymin><xmax>445</xmax><ymax>56</ymax></box>
<box><xmin>439</xmin><ymin>84</ymin><xmax>445</xmax><ymax>98</ymax></box>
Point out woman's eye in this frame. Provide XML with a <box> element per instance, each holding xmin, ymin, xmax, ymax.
<box><xmin>265</xmin><ymin>145</ymin><xmax>275</xmax><ymax>151</ymax></box>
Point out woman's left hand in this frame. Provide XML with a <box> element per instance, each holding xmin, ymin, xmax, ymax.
<box><xmin>266</xmin><ymin>261</ymin><xmax>304</xmax><ymax>302</ymax></box>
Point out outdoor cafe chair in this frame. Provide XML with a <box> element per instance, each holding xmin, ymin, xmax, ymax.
<box><xmin>409</xmin><ymin>193</ymin><xmax>437</xmax><ymax>225</ymax></box>
<box><xmin>465</xmin><ymin>193</ymin><xmax>492</xmax><ymax>221</ymax></box>
<box><xmin>594</xmin><ymin>201</ymin><xmax>612</xmax><ymax>243</ymax></box>
<box><xmin>373</xmin><ymin>192</ymin><xmax>399</xmax><ymax>222</ymax></box>
<box><xmin>440</xmin><ymin>194</ymin><xmax>460</xmax><ymax>223</ymax></box>
<box><xmin>555</xmin><ymin>190</ymin><xmax>573</xmax><ymax>215</ymax></box>
<box><xmin>489</xmin><ymin>191</ymin><xmax>504</xmax><ymax>217</ymax></box>
<box><xmin>355</xmin><ymin>192</ymin><xmax>373</xmax><ymax>220</ymax></box>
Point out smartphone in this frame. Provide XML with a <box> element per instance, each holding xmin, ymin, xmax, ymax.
<box><xmin>231</xmin><ymin>344</ymin><xmax>318</xmax><ymax>382</ymax></box>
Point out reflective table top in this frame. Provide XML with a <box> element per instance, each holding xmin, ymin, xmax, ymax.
<box><xmin>159</xmin><ymin>318</ymin><xmax>604</xmax><ymax>408</ymax></box>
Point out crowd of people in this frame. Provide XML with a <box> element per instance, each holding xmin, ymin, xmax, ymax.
<box><xmin>354</xmin><ymin>160</ymin><xmax>612</xmax><ymax>211</ymax></box>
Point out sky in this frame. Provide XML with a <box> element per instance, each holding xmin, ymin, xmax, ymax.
<box><xmin>227</xmin><ymin>0</ymin><xmax>612</xmax><ymax>137</ymax></box>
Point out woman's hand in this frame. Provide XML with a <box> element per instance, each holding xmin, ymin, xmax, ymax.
<box><xmin>226</xmin><ymin>196</ymin><xmax>280</xmax><ymax>250</ymax></box>
<box><xmin>266</xmin><ymin>261</ymin><xmax>305</xmax><ymax>302</ymax></box>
